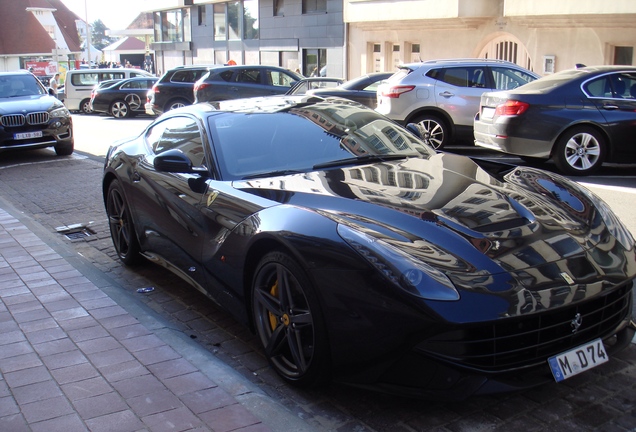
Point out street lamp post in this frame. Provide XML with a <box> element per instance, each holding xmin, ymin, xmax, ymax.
<box><xmin>85</xmin><ymin>0</ymin><xmax>91</xmax><ymax>67</ymax></box>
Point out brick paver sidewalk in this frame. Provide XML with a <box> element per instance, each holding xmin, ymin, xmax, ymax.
<box><xmin>0</xmin><ymin>208</ymin><xmax>307</xmax><ymax>432</ymax></box>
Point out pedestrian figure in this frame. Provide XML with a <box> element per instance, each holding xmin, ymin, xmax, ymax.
<box><xmin>50</xmin><ymin>73</ymin><xmax>60</xmax><ymax>98</ymax></box>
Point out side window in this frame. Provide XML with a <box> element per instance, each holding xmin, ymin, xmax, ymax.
<box><xmin>237</xmin><ymin>69</ymin><xmax>261</xmax><ymax>84</ymax></box>
<box><xmin>147</xmin><ymin>117</ymin><xmax>206</xmax><ymax>168</ymax></box>
<box><xmin>491</xmin><ymin>67</ymin><xmax>535</xmax><ymax>90</ymax></box>
<box><xmin>218</xmin><ymin>70</ymin><xmax>234</xmax><ymax>82</ymax></box>
<box><xmin>584</xmin><ymin>77</ymin><xmax>609</xmax><ymax>98</ymax></box>
<box><xmin>268</xmin><ymin>70</ymin><xmax>296</xmax><ymax>87</ymax></box>
<box><xmin>171</xmin><ymin>70</ymin><xmax>198</xmax><ymax>83</ymax></box>
<box><xmin>440</xmin><ymin>67</ymin><xmax>486</xmax><ymax>88</ymax></box>
<box><xmin>71</xmin><ymin>73</ymin><xmax>98</xmax><ymax>86</ymax></box>
<box><xmin>585</xmin><ymin>73</ymin><xmax>636</xmax><ymax>99</ymax></box>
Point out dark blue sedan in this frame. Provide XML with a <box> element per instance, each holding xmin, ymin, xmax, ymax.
<box><xmin>474</xmin><ymin>65</ymin><xmax>636</xmax><ymax>175</ymax></box>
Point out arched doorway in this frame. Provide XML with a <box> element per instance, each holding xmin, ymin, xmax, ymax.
<box><xmin>478</xmin><ymin>34</ymin><xmax>533</xmax><ymax>72</ymax></box>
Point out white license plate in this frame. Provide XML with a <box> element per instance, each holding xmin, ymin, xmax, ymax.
<box><xmin>14</xmin><ymin>131</ymin><xmax>43</xmax><ymax>140</ymax></box>
<box><xmin>548</xmin><ymin>338</ymin><xmax>608</xmax><ymax>382</ymax></box>
<box><xmin>481</xmin><ymin>107</ymin><xmax>496</xmax><ymax>119</ymax></box>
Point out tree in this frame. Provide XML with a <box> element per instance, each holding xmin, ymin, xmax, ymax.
<box><xmin>91</xmin><ymin>19</ymin><xmax>115</xmax><ymax>50</ymax></box>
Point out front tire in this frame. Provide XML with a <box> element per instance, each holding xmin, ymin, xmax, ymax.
<box><xmin>54</xmin><ymin>142</ymin><xmax>74</xmax><ymax>156</ymax></box>
<box><xmin>252</xmin><ymin>250</ymin><xmax>330</xmax><ymax>387</ymax></box>
<box><xmin>553</xmin><ymin>126</ymin><xmax>605</xmax><ymax>176</ymax></box>
<box><xmin>106</xmin><ymin>180</ymin><xmax>141</xmax><ymax>265</ymax></box>
<box><xmin>412</xmin><ymin>114</ymin><xmax>449</xmax><ymax>149</ymax></box>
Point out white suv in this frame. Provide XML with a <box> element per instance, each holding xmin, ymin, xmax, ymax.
<box><xmin>376</xmin><ymin>59</ymin><xmax>539</xmax><ymax>149</ymax></box>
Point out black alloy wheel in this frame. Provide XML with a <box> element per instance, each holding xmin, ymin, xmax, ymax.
<box><xmin>106</xmin><ymin>180</ymin><xmax>141</xmax><ymax>265</ymax></box>
<box><xmin>414</xmin><ymin>114</ymin><xmax>448</xmax><ymax>149</ymax></box>
<box><xmin>553</xmin><ymin>126</ymin><xmax>606</xmax><ymax>176</ymax></box>
<box><xmin>252</xmin><ymin>250</ymin><xmax>330</xmax><ymax>387</ymax></box>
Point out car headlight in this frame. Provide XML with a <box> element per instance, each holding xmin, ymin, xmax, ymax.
<box><xmin>337</xmin><ymin>224</ymin><xmax>460</xmax><ymax>301</ymax></box>
<box><xmin>50</xmin><ymin>106</ymin><xmax>70</xmax><ymax>118</ymax></box>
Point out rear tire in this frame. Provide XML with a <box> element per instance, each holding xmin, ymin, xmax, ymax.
<box><xmin>80</xmin><ymin>98</ymin><xmax>93</xmax><ymax>114</ymax></box>
<box><xmin>110</xmin><ymin>100</ymin><xmax>130</xmax><ymax>119</ymax></box>
<box><xmin>553</xmin><ymin>126</ymin><xmax>605</xmax><ymax>176</ymax></box>
<box><xmin>106</xmin><ymin>180</ymin><xmax>141</xmax><ymax>265</ymax></box>
<box><xmin>412</xmin><ymin>114</ymin><xmax>449</xmax><ymax>149</ymax></box>
<box><xmin>164</xmin><ymin>99</ymin><xmax>188</xmax><ymax>112</ymax></box>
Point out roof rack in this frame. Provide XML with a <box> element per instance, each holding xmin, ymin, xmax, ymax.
<box><xmin>420</xmin><ymin>58</ymin><xmax>515</xmax><ymax>65</ymax></box>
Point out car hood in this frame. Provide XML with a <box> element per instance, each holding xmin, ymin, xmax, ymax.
<box><xmin>234</xmin><ymin>152</ymin><xmax>636</xmax><ymax>302</ymax></box>
<box><xmin>0</xmin><ymin>95</ymin><xmax>61</xmax><ymax>114</ymax></box>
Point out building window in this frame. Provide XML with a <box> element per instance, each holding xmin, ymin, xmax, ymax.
<box><xmin>228</xmin><ymin>1</ymin><xmax>240</xmax><ymax>40</ymax></box>
<box><xmin>302</xmin><ymin>0</ymin><xmax>326</xmax><ymax>14</ymax></box>
<box><xmin>154</xmin><ymin>8</ymin><xmax>191</xmax><ymax>43</ymax></box>
<box><xmin>198</xmin><ymin>5</ymin><xmax>206</xmax><ymax>26</ymax></box>
<box><xmin>304</xmin><ymin>49</ymin><xmax>326</xmax><ymax>77</ymax></box>
<box><xmin>412</xmin><ymin>44</ymin><xmax>420</xmax><ymax>54</ymax></box>
<box><xmin>614</xmin><ymin>46</ymin><xmax>633</xmax><ymax>65</ymax></box>
<box><xmin>214</xmin><ymin>3</ymin><xmax>226</xmax><ymax>41</ymax></box>
<box><xmin>274</xmin><ymin>0</ymin><xmax>284</xmax><ymax>16</ymax></box>
<box><xmin>373</xmin><ymin>44</ymin><xmax>381</xmax><ymax>53</ymax></box>
<box><xmin>243</xmin><ymin>0</ymin><xmax>259</xmax><ymax>39</ymax></box>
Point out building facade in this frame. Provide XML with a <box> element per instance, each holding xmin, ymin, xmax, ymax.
<box><xmin>344</xmin><ymin>0</ymin><xmax>636</xmax><ymax>77</ymax></box>
<box><xmin>151</xmin><ymin>0</ymin><xmax>345</xmax><ymax>77</ymax></box>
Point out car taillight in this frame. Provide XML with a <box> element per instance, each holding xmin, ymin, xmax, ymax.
<box><xmin>151</xmin><ymin>84</ymin><xmax>159</xmax><ymax>93</ymax></box>
<box><xmin>194</xmin><ymin>82</ymin><xmax>209</xmax><ymax>92</ymax></box>
<box><xmin>380</xmin><ymin>85</ymin><xmax>415</xmax><ymax>98</ymax></box>
<box><xmin>495</xmin><ymin>100</ymin><xmax>529</xmax><ymax>116</ymax></box>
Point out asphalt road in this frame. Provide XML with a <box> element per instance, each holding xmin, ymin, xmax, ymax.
<box><xmin>0</xmin><ymin>113</ymin><xmax>635</xmax><ymax>432</ymax></box>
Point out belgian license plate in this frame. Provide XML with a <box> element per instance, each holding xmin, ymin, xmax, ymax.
<box><xmin>481</xmin><ymin>107</ymin><xmax>496</xmax><ymax>119</ymax></box>
<box><xmin>14</xmin><ymin>131</ymin><xmax>42</xmax><ymax>140</ymax></box>
<box><xmin>548</xmin><ymin>338</ymin><xmax>608</xmax><ymax>382</ymax></box>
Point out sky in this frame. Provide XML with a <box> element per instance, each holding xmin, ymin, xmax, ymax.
<box><xmin>60</xmin><ymin>0</ymin><xmax>160</xmax><ymax>30</ymax></box>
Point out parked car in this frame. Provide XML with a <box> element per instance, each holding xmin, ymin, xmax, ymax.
<box><xmin>64</xmin><ymin>68</ymin><xmax>153</xmax><ymax>114</ymax></box>
<box><xmin>90</xmin><ymin>77</ymin><xmax>158</xmax><ymax>118</ymax></box>
<box><xmin>0</xmin><ymin>71</ymin><xmax>73</xmax><ymax>156</ymax></box>
<box><xmin>193</xmin><ymin>65</ymin><xmax>302</xmax><ymax>103</ymax></box>
<box><xmin>145</xmin><ymin>65</ymin><xmax>214</xmax><ymax>116</ymax></box>
<box><xmin>285</xmin><ymin>77</ymin><xmax>344</xmax><ymax>96</ymax></box>
<box><xmin>376</xmin><ymin>59</ymin><xmax>539</xmax><ymax>149</ymax></box>
<box><xmin>103</xmin><ymin>94</ymin><xmax>635</xmax><ymax>400</ymax></box>
<box><xmin>474</xmin><ymin>65</ymin><xmax>636</xmax><ymax>175</ymax></box>
<box><xmin>307</xmin><ymin>72</ymin><xmax>392</xmax><ymax>108</ymax></box>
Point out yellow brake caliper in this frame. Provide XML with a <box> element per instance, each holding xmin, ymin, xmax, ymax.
<box><xmin>269</xmin><ymin>280</ymin><xmax>279</xmax><ymax>330</ymax></box>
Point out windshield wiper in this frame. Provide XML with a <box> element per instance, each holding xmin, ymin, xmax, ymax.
<box><xmin>313</xmin><ymin>154</ymin><xmax>409</xmax><ymax>170</ymax></box>
<box><xmin>242</xmin><ymin>169</ymin><xmax>305</xmax><ymax>179</ymax></box>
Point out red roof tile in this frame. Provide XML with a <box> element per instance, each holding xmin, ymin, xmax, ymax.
<box><xmin>0</xmin><ymin>0</ymin><xmax>82</xmax><ymax>55</ymax></box>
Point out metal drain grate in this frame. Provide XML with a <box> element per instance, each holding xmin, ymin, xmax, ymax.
<box><xmin>56</xmin><ymin>223</ymin><xmax>96</xmax><ymax>241</ymax></box>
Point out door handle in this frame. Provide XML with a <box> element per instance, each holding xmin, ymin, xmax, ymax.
<box><xmin>439</xmin><ymin>91</ymin><xmax>454</xmax><ymax>98</ymax></box>
<box><xmin>602</xmin><ymin>104</ymin><xmax>618</xmax><ymax>110</ymax></box>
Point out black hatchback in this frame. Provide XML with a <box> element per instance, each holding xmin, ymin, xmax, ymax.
<box><xmin>0</xmin><ymin>70</ymin><xmax>73</xmax><ymax>156</ymax></box>
<box><xmin>474</xmin><ymin>65</ymin><xmax>636</xmax><ymax>175</ymax></box>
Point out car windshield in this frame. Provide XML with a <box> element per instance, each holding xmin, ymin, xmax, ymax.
<box><xmin>209</xmin><ymin>100</ymin><xmax>435</xmax><ymax>179</ymax></box>
<box><xmin>0</xmin><ymin>75</ymin><xmax>47</xmax><ymax>98</ymax></box>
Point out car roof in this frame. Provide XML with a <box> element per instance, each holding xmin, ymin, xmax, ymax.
<box><xmin>0</xmin><ymin>70</ymin><xmax>33</xmax><ymax>77</ymax></box>
<box><xmin>401</xmin><ymin>58</ymin><xmax>521</xmax><ymax>69</ymax></box>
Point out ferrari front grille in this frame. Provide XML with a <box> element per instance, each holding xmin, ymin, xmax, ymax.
<box><xmin>417</xmin><ymin>282</ymin><xmax>633</xmax><ymax>372</ymax></box>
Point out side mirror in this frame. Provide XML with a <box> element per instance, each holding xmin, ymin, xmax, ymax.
<box><xmin>153</xmin><ymin>149</ymin><xmax>195</xmax><ymax>173</ymax></box>
<box><xmin>48</xmin><ymin>88</ymin><xmax>56</xmax><ymax>96</ymax></box>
